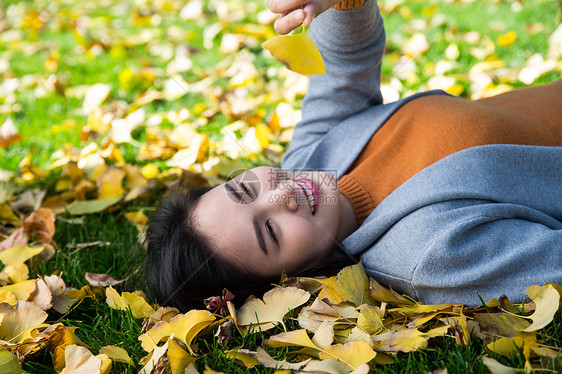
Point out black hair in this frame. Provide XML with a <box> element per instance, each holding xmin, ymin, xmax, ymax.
<box><xmin>144</xmin><ymin>183</ymin><xmax>356</xmax><ymax>312</ymax></box>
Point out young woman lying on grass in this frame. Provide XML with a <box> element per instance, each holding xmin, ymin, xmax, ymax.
<box><xmin>145</xmin><ymin>0</ymin><xmax>562</xmax><ymax>312</ymax></box>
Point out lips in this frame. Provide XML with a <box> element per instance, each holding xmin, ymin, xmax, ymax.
<box><xmin>294</xmin><ymin>178</ymin><xmax>319</xmax><ymax>215</ymax></box>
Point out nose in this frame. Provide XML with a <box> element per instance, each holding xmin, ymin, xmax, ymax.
<box><xmin>265</xmin><ymin>180</ymin><xmax>298</xmax><ymax>212</ymax></box>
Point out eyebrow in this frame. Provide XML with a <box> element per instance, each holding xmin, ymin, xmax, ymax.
<box><xmin>226</xmin><ymin>181</ymin><xmax>268</xmax><ymax>255</ymax></box>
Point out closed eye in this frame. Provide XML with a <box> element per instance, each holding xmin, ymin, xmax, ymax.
<box><xmin>266</xmin><ymin>219</ymin><xmax>277</xmax><ymax>243</ymax></box>
<box><xmin>240</xmin><ymin>182</ymin><xmax>255</xmax><ymax>199</ymax></box>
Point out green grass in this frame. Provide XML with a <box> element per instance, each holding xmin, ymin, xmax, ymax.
<box><xmin>1</xmin><ymin>0</ymin><xmax>561</xmax><ymax>372</ymax></box>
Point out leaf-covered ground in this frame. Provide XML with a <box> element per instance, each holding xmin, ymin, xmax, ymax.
<box><xmin>0</xmin><ymin>0</ymin><xmax>561</xmax><ymax>373</ymax></box>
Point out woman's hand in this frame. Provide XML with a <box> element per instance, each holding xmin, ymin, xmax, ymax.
<box><xmin>268</xmin><ymin>0</ymin><xmax>342</xmax><ymax>35</ymax></box>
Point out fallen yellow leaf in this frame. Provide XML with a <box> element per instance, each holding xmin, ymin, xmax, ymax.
<box><xmin>1</xmin><ymin>279</ymin><xmax>37</xmax><ymax>300</ymax></box>
<box><xmin>139</xmin><ymin>309</ymin><xmax>215</xmax><ymax>355</ymax></box>
<box><xmin>522</xmin><ymin>284</ymin><xmax>560</xmax><ymax>332</ymax></box>
<box><xmin>335</xmin><ymin>263</ymin><xmax>375</xmax><ymax>307</ymax></box>
<box><xmin>262</xmin><ymin>28</ymin><xmax>325</xmax><ymax>75</ymax></box>
<box><xmin>225</xmin><ymin>349</ymin><xmax>260</xmax><ymax>368</ymax></box>
<box><xmin>0</xmin><ymin>350</ymin><xmax>23</xmax><ymax>374</ymax></box>
<box><xmin>387</xmin><ymin>325</ymin><xmax>450</xmax><ymax>352</ymax></box>
<box><xmin>100</xmin><ymin>345</ymin><xmax>132</xmax><ymax>364</ymax></box>
<box><xmin>369</xmin><ymin>278</ymin><xmax>415</xmax><ymax>306</ymax></box>
<box><xmin>236</xmin><ymin>286</ymin><xmax>310</xmax><ymax>334</ymax></box>
<box><xmin>0</xmin><ymin>300</ymin><xmax>48</xmax><ymax>344</ymax></box>
<box><xmin>105</xmin><ymin>286</ymin><xmax>155</xmax><ymax>319</ymax></box>
<box><xmin>264</xmin><ymin>329</ymin><xmax>321</xmax><ymax>351</ymax></box>
<box><xmin>497</xmin><ymin>31</ymin><xmax>517</xmax><ymax>47</ymax></box>
<box><xmin>168</xmin><ymin>338</ymin><xmax>197</xmax><ymax>372</ymax></box>
<box><xmin>318</xmin><ymin>340</ymin><xmax>376</xmax><ymax>370</ymax></box>
<box><xmin>0</xmin><ymin>246</ymin><xmax>44</xmax><ymax>267</ymax></box>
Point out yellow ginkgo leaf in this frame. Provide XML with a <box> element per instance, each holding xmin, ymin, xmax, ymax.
<box><xmin>0</xmin><ymin>263</ymin><xmax>30</xmax><ymax>285</ymax></box>
<box><xmin>236</xmin><ymin>286</ymin><xmax>310</xmax><ymax>334</ymax></box>
<box><xmin>97</xmin><ymin>166</ymin><xmax>126</xmax><ymax>199</ymax></box>
<box><xmin>262</xmin><ymin>29</ymin><xmax>325</xmax><ymax>75</ymax></box>
<box><xmin>225</xmin><ymin>349</ymin><xmax>260</xmax><ymax>368</ymax></box>
<box><xmin>100</xmin><ymin>345</ymin><xmax>132</xmax><ymax>364</ymax></box>
<box><xmin>141</xmin><ymin>163</ymin><xmax>159</xmax><ymax>179</ymax></box>
<box><xmin>139</xmin><ymin>309</ymin><xmax>215</xmax><ymax>355</ymax></box>
<box><xmin>139</xmin><ymin>339</ymin><xmax>169</xmax><ymax>374</ymax></box>
<box><xmin>369</xmin><ymin>278</ymin><xmax>415</xmax><ymax>306</ymax></box>
<box><xmin>0</xmin><ymin>300</ymin><xmax>49</xmax><ymax>344</ymax></box>
<box><xmin>264</xmin><ymin>329</ymin><xmax>320</xmax><ymax>351</ymax></box>
<box><xmin>39</xmin><ymin>323</ymin><xmax>84</xmax><ymax>372</ymax></box>
<box><xmin>122</xmin><ymin>292</ymin><xmax>155</xmax><ymax>319</ymax></box>
<box><xmin>105</xmin><ymin>286</ymin><xmax>155</xmax><ymax>319</ymax></box>
<box><xmin>0</xmin><ymin>289</ymin><xmax>17</xmax><ymax>307</ymax></box>
<box><xmin>306</xmin><ymin>359</ymin><xmax>369</xmax><ymax>374</ymax></box>
<box><xmin>168</xmin><ymin>338</ymin><xmax>197</xmax><ymax>373</ymax></box>
<box><xmin>335</xmin><ymin>263</ymin><xmax>376</xmax><ymax>307</ymax></box>
<box><xmin>60</xmin><ymin>345</ymin><xmax>101</xmax><ymax>374</ymax></box>
<box><xmin>300</xmin><ymin>276</ymin><xmax>345</xmax><ymax>305</ymax></box>
<box><xmin>486</xmin><ymin>332</ymin><xmax>536</xmax><ymax>359</ymax></box>
<box><xmin>0</xmin><ymin>246</ymin><xmax>44</xmax><ymax>267</ymax></box>
<box><xmin>481</xmin><ymin>356</ymin><xmax>519</xmax><ymax>374</ymax></box>
<box><xmin>1</xmin><ymin>279</ymin><xmax>37</xmax><ymax>300</ymax></box>
<box><xmin>387</xmin><ymin>325</ymin><xmax>450</xmax><ymax>353</ymax></box>
<box><xmin>105</xmin><ymin>286</ymin><xmax>127</xmax><ymax>310</ymax></box>
<box><xmin>497</xmin><ymin>31</ymin><xmax>517</xmax><ymax>47</ymax></box>
<box><xmin>357</xmin><ymin>305</ymin><xmax>385</xmax><ymax>335</ymax></box>
<box><xmin>312</xmin><ymin>320</ymin><xmax>334</xmax><ymax>350</ymax></box>
<box><xmin>255</xmin><ymin>347</ymin><xmax>311</xmax><ymax>371</ymax></box>
<box><xmin>318</xmin><ymin>340</ymin><xmax>376</xmax><ymax>370</ymax></box>
<box><xmin>0</xmin><ymin>350</ymin><xmax>23</xmax><ymax>374</ymax></box>
<box><xmin>65</xmin><ymin>196</ymin><xmax>123</xmax><ymax>215</ymax></box>
<box><xmin>522</xmin><ymin>284</ymin><xmax>560</xmax><ymax>332</ymax></box>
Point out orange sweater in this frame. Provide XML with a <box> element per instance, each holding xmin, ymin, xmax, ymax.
<box><xmin>339</xmin><ymin>81</ymin><xmax>562</xmax><ymax>224</ymax></box>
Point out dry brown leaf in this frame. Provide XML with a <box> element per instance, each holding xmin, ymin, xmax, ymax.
<box><xmin>0</xmin><ymin>118</ymin><xmax>23</xmax><ymax>148</ymax></box>
<box><xmin>214</xmin><ymin>319</ymin><xmax>233</xmax><ymax>346</ymax></box>
<box><xmin>85</xmin><ymin>272</ymin><xmax>125</xmax><ymax>287</ymax></box>
<box><xmin>29</xmin><ymin>277</ymin><xmax>53</xmax><ymax>310</ymax></box>
<box><xmin>43</xmin><ymin>274</ymin><xmax>78</xmax><ymax>314</ymax></box>
<box><xmin>40</xmin><ymin>323</ymin><xmax>85</xmax><ymax>372</ymax></box>
<box><xmin>0</xmin><ymin>229</ymin><xmax>28</xmax><ymax>253</ymax></box>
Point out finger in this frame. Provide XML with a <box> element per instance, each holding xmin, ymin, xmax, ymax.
<box><xmin>302</xmin><ymin>2</ymin><xmax>331</xmax><ymax>26</ymax></box>
<box><xmin>303</xmin><ymin>4</ymin><xmax>316</xmax><ymax>26</ymax></box>
<box><xmin>274</xmin><ymin>9</ymin><xmax>305</xmax><ymax>35</ymax></box>
<box><xmin>268</xmin><ymin>0</ymin><xmax>309</xmax><ymax>14</ymax></box>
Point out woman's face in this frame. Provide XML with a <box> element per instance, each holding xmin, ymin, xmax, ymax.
<box><xmin>193</xmin><ymin>166</ymin><xmax>355</xmax><ymax>276</ymax></box>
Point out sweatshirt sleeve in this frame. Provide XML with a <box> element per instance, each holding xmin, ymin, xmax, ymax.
<box><xmin>281</xmin><ymin>0</ymin><xmax>385</xmax><ymax>169</ymax></box>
